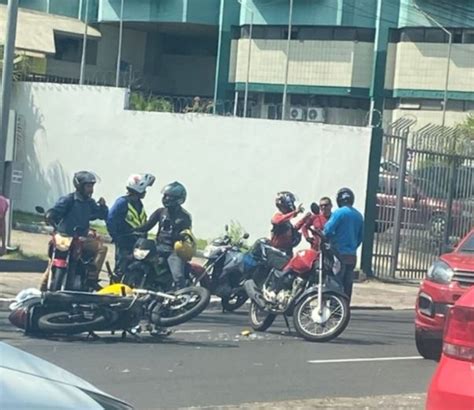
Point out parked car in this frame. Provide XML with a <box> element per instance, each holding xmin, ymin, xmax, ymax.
<box><xmin>376</xmin><ymin>163</ymin><xmax>473</xmax><ymax>238</ymax></box>
<box><xmin>426</xmin><ymin>286</ymin><xmax>474</xmax><ymax>409</ymax></box>
<box><xmin>415</xmin><ymin>228</ymin><xmax>474</xmax><ymax>360</ymax></box>
<box><xmin>0</xmin><ymin>342</ymin><xmax>132</xmax><ymax>409</ymax></box>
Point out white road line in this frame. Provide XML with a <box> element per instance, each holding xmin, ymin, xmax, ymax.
<box><xmin>174</xmin><ymin>329</ymin><xmax>211</xmax><ymax>334</ymax></box>
<box><xmin>308</xmin><ymin>356</ymin><xmax>423</xmax><ymax>364</ymax></box>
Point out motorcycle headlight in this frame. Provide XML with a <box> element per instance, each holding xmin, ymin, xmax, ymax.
<box><xmin>203</xmin><ymin>245</ymin><xmax>221</xmax><ymax>259</ymax></box>
<box><xmin>133</xmin><ymin>248</ymin><xmax>150</xmax><ymax>261</ymax></box>
<box><xmin>427</xmin><ymin>260</ymin><xmax>454</xmax><ymax>284</ymax></box>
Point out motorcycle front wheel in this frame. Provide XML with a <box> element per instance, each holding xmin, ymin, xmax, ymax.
<box><xmin>38</xmin><ymin>311</ymin><xmax>107</xmax><ymax>334</ymax></box>
<box><xmin>248</xmin><ymin>301</ymin><xmax>276</xmax><ymax>331</ymax></box>
<box><xmin>293</xmin><ymin>292</ymin><xmax>350</xmax><ymax>342</ymax></box>
<box><xmin>154</xmin><ymin>286</ymin><xmax>210</xmax><ymax>327</ymax></box>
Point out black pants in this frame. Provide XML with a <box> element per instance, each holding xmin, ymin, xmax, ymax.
<box><xmin>115</xmin><ymin>244</ymin><xmax>133</xmax><ymax>276</ymax></box>
<box><xmin>337</xmin><ymin>255</ymin><xmax>357</xmax><ymax>303</ymax></box>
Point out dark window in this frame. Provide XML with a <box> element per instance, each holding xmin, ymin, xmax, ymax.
<box><xmin>264</xmin><ymin>93</ymin><xmax>282</xmax><ymax>104</ymax></box>
<box><xmin>54</xmin><ymin>35</ymin><xmax>97</xmax><ymax>65</ymax></box>
<box><xmin>356</xmin><ymin>28</ymin><xmax>375</xmax><ymax>42</ymax></box>
<box><xmin>290</xmin><ymin>94</ymin><xmax>307</xmax><ymax>105</ymax></box>
<box><xmin>334</xmin><ymin>28</ymin><xmax>356</xmax><ymax>41</ymax></box>
<box><xmin>463</xmin><ymin>30</ymin><xmax>474</xmax><ymax>44</ymax></box>
<box><xmin>266</xmin><ymin>27</ymin><xmax>284</xmax><ymax>39</ymax></box>
<box><xmin>384</xmin><ymin>98</ymin><xmax>398</xmax><ymax>110</ymax></box>
<box><xmin>424</xmin><ymin>29</ymin><xmax>448</xmax><ymax>43</ymax></box>
<box><xmin>388</xmin><ymin>29</ymin><xmax>400</xmax><ymax>43</ymax></box>
<box><xmin>312</xmin><ymin>27</ymin><xmax>334</xmax><ymax>40</ymax></box>
<box><xmin>283</xmin><ymin>28</ymin><xmax>298</xmax><ymax>40</ymax></box>
<box><xmin>400</xmin><ymin>28</ymin><xmax>424</xmax><ymax>42</ymax></box>
<box><xmin>163</xmin><ymin>35</ymin><xmax>217</xmax><ymax>56</ymax></box>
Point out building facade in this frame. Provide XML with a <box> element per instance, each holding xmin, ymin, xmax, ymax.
<box><xmin>2</xmin><ymin>0</ymin><xmax>473</xmax><ymax>127</ymax></box>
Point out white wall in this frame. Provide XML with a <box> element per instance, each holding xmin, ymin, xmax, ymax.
<box><xmin>12</xmin><ymin>82</ymin><xmax>372</xmax><ymax>241</ymax></box>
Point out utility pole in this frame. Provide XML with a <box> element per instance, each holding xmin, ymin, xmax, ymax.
<box><xmin>281</xmin><ymin>0</ymin><xmax>294</xmax><ymax>120</ymax></box>
<box><xmin>79</xmin><ymin>0</ymin><xmax>90</xmax><ymax>85</ymax></box>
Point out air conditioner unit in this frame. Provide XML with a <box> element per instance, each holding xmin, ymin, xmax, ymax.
<box><xmin>289</xmin><ymin>106</ymin><xmax>304</xmax><ymax>121</ymax></box>
<box><xmin>307</xmin><ymin>107</ymin><xmax>326</xmax><ymax>123</ymax></box>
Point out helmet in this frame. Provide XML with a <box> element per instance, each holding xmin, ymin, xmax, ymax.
<box><xmin>275</xmin><ymin>191</ymin><xmax>296</xmax><ymax>213</ymax></box>
<box><xmin>174</xmin><ymin>229</ymin><xmax>196</xmax><ymax>262</ymax></box>
<box><xmin>126</xmin><ymin>173</ymin><xmax>156</xmax><ymax>195</ymax></box>
<box><xmin>162</xmin><ymin>182</ymin><xmax>187</xmax><ymax>208</ymax></box>
<box><xmin>336</xmin><ymin>187</ymin><xmax>355</xmax><ymax>207</ymax></box>
<box><xmin>73</xmin><ymin>171</ymin><xmax>97</xmax><ymax>196</ymax></box>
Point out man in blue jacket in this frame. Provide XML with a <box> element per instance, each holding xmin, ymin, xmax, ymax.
<box><xmin>107</xmin><ymin>174</ymin><xmax>155</xmax><ymax>276</ymax></box>
<box><xmin>323</xmin><ymin>187</ymin><xmax>364</xmax><ymax>303</ymax></box>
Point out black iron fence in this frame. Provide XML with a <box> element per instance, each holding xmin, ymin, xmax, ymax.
<box><xmin>373</xmin><ymin>119</ymin><xmax>474</xmax><ymax>281</ymax></box>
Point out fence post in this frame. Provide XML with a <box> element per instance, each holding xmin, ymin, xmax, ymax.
<box><xmin>443</xmin><ymin>156</ymin><xmax>457</xmax><ymax>249</ymax></box>
<box><xmin>361</xmin><ymin>127</ymin><xmax>384</xmax><ymax>277</ymax></box>
<box><xmin>389</xmin><ymin>129</ymin><xmax>409</xmax><ymax>278</ymax></box>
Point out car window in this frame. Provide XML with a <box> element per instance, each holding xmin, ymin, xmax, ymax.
<box><xmin>458</xmin><ymin>232</ymin><xmax>474</xmax><ymax>253</ymax></box>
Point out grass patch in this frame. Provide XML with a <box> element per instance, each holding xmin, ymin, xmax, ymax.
<box><xmin>4</xmin><ymin>248</ymin><xmax>47</xmax><ymax>261</ymax></box>
<box><xmin>13</xmin><ymin>210</ymin><xmax>43</xmax><ymax>225</ymax></box>
<box><xmin>196</xmin><ymin>238</ymin><xmax>208</xmax><ymax>251</ymax></box>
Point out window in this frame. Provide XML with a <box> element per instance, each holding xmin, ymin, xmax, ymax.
<box><xmin>283</xmin><ymin>28</ymin><xmax>298</xmax><ymax>40</ymax></box>
<box><xmin>334</xmin><ymin>28</ymin><xmax>356</xmax><ymax>41</ymax></box>
<box><xmin>356</xmin><ymin>28</ymin><xmax>375</xmax><ymax>42</ymax></box>
<box><xmin>393</xmin><ymin>28</ymin><xmax>474</xmax><ymax>44</ymax></box>
<box><xmin>400</xmin><ymin>28</ymin><xmax>424</xmax><ymax>42</ymax></box>
<box><xmin>463</xmin><ymin>30</ymin><xmax>474</xmax><ymax>44</ymax></box>
<box><xmin>163</xmin><ymin>35</ymin><xmax>217</xmax><ymax>56</ymax></box>
<box><xmin>424</xmin><ymin>29</ymin><xmax>447</xmax><ymax>43</ymax></box>
<box><xmin>54</xmin><ymin>35</ymin><xmax>97</xmax><ymax>65</ymax></box>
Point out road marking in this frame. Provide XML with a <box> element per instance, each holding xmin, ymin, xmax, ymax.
<box><xmin>0</xmin><ymin>298</ymin><xmax>15</xmax><ymax>302</ymax></box>
<box><xmin>174</xmin><ymin>329</ymin><xmax>211</xmax><ymax>334</ymax></box>
<box><xmin>307</xmin><ymin>356</ymin><xmax>423</xmax><ymax>364</ymax></box>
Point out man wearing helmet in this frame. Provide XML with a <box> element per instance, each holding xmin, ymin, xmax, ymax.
<box><xmin>40</xmin><ymin>171</ymin><xmax>108</xmax><ymax>290</ymax></box>
<box><xmin>323</xmin><ymin>187</ymin><xmax>364</xmax><ymax>303</ymax></box>
<box><xmin>107</xmin><ymin>174</ymin><xmax>156</xmax><ymax>276</ymax></box>
<box><xmin>270</xmin><ymin>191</ymin><xmax>304</xmax><ymax>256</ymax></box>
<box><xmin>136</xmin><ymin>181</ymin><xmax>192</xmax><ymax>289</ymax></box>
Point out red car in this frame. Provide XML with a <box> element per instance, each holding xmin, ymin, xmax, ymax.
<box><xmin>426</xmin><ymin>287</ymin><xmax>474</xmax><ymax>409</ymax></box>
<box><xmin>415</xmin><ymin>228</ymin><xmax>474</xmax><ymax>360</ymax></box>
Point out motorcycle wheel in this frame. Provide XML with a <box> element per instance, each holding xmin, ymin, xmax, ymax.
<box><xmin>38</xmin><ymin>311</ymin><xmax>107</xmax><ymax>334</ymax></box>
<box><xmin>122</xmin><ymin>267</ymin><xmax>146</xmax><ymax>289</ymax></box>
<box><xmin>248</xmin><ymin>301</ymin><xmax>276</xmax><ymax>331</ymax></box>
<box><xmin>293</xmin><ymin>292</ymin><xmax>350</xmax><ymax>342</ymax></box>
<box><xmin>51</xmin><ymin>267</ymin><xmax>67</xmax><ymax>291</ymax></box>
<box><xmin>154</xmin><ymin>286</ymin><xmax>210</xmax><ymax>327</ymax></box>
<box><xmin>222</xmin><ymin>289</ymin><xmax>248</xmax><ymax>312</ymax></box>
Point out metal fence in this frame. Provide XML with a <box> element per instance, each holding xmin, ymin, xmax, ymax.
<box><xmin>373</xmin><ymin>118</ymin><xmax>474</xmax><ymax>281</ymax></box>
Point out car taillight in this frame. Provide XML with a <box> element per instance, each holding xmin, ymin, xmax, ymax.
<box><xmin>443</xmin><ymin>305</ymin><xmax>474</xmax><ymax>362</ymax></box>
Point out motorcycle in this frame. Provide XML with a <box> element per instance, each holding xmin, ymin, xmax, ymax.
<box><xmin>8</xmin><ymin>282</ymin><xmax>210</xmax><ymax>337</ymax></box>
<box><xmin>121</xmin><ymin>237</ymin><xmax>208</xmax><ymax>295</ymax></box>
<box><xmin>36</xmin><ymin>206</ymin><xmax>104</xmax><ymax>292</ymax></box>
<box><xmin>244</xmin><ymin>203</ymin><xmax>350</xmax><ymax>342</ymax></box>
<box><xmin>192</xmin><ymin>226</ymin><xmax>252</xmax><ymax>312</ymax></box>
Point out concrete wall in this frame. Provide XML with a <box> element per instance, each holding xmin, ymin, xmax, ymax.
<box><xmin>11</xmin><ymin>82</ymin><xmax>372</xmax><ymax>240</ymax></box>
<box><xmin>230</xmin><ymin>39</ymin><xmax>374</xmax><ymax>88</ymax></box>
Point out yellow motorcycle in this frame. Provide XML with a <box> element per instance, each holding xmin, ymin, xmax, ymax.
<box><xmin>9</xmin><ymin>283</ymin><xmax>210</xmax><ymax>337</ymax></box>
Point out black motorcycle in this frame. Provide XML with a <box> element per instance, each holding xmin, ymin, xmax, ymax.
<box><xmin>9</xmin><ymin>282</ymin><xmax>210</xmax><ymax>337</ymax></box>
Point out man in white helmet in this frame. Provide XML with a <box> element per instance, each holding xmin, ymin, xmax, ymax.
<box><xmin>107</xmin><ymin>174</ymin><xmax>155</xmax><ymax>276</ymax></box>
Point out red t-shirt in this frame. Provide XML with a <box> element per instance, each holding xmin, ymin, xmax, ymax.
<box><xmin>270</xmin><ymin>210</ymin><xmax>298</xmax><ymax>254</ymax></box>
<box><xmin>295</xmin><ymin>213</ymin><xmax>329</xmax><ymax>251</ymax></box>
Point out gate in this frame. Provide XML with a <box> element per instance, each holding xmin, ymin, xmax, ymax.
<box><xmin>373</xmin><ymin>118</ymin><xmax>474</xmax><ymax>281</ymax></box>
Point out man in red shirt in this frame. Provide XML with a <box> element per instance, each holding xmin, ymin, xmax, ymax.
<box><xmin>270</xmin><ymin>191</ymin><xmax>304</xmax><ymax>256</ymax></box>
<box><xmin>296</xmin><ymin>196</ymin><xmax>333</xmax><ymax>251</ymax></box>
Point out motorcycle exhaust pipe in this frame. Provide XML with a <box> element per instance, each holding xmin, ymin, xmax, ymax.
<box><xmin>243</xmin><ymin>280</ymin><xmax>266</xmax><ymax>309</ymax></box>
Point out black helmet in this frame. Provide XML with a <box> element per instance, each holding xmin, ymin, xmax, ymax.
<box><xmin>275</xmin><ymin>191</ymin><xmax>296</xmax><ymax>213</ymax></box>
<box><xmin>73</xmin><ymin>171</ymin><xmax>97</xmax><ymax>196</ymax></box>
<box><xmin>336</xmin><ymin>187</ymin><xmax>355</xmax><ymax>207</ymax></box>
<box><xmin>162</xmin><ymin>181</ymin><xmax>187</xmax><ymax>208</ymax></box>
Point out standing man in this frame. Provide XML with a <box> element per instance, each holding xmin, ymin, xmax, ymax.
<box><xmin>107</xmin><ymin>174</ymin><xmax>156</xmax><ymax>277</ymax></box>
<box><xmin>323</xmin><ymin>188</ymin><xmax>364</xmax><ymax>303</ymax></box>
<box><xmin>296</xmin><ymin>196</ymin><xmax>333</xmax><ymax>251</ymax></box>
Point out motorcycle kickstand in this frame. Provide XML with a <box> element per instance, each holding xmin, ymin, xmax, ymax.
<box><xmin>283</xmin><ymin>315</ymin><xmax>292</xmax><ymax>334</ymax></box>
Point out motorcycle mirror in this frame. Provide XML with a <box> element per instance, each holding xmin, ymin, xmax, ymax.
<box><xmin>310</xmin><ymin>203</ymin><xmax>320</xmax><ymax>214</ymax></box>
<box><xmin>224</xmin><ymin>224</ymin><xmax>229</xmax><ymax>233</ymax></box>
<box><xmin>35</xmin><ymin>206</ymin><xmax>45</xmax><ymax>215</ymax></box>
<box><xmin>243</xmin><ymin>233</ymin><xmax>250</xmax><ymax>239</ymax></box>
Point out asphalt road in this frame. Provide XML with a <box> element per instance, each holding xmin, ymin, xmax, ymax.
<box><xmin>0</xmin><ymin>308</ymin><xmax>436</xmax><ymax>409</ymax></box>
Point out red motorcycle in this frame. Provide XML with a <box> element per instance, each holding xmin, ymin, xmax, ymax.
<box><xmin>37</xmin><ymin>206</ymin><xmax>104</xmax><ymax>292</ymax></box>
<box><xmin>244</xmin><ymin>204</ymin><xmax>350</xmax><ymax>342</ymax></box>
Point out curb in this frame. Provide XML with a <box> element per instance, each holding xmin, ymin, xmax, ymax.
<box><xmin>0</xmin><ymin>260</ymin><xmax>48</xmax><ymax>273</ymax></box>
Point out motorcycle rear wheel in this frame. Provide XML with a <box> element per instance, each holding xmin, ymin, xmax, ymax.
<box><xmin>38</xmin><ymin>311</ymin><xmax>107</xmax><ymax>334</ymax></box>
<box><xmin>154</xmin><ymin>286</ymin><xmax>210</xmax><ymax>327</ymax></box>
<box><xmin>293</xmin><ymin>292</ymin><xmax>350</xmax><ymax>342</ymax></box>
<box><xmin>248</xmin><ymin>301</ymin><xmax>276</xmax><ymax>331</ymax></box>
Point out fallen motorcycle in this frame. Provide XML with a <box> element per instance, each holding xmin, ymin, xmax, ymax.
<box><xmin>8</xmin><ymin>282</ymin><xmax>210</xmax><ymax>337</ymax></box>
<box><xmin>244</xmin><ymin>203</ymin><xmax>350</xmax><ymax>342</ymax></box>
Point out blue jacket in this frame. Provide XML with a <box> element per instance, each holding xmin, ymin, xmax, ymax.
<box><xmin>107</xmin><ymin>196</ymin><xmax>146</xmax><ymax>249</ymax></box>
<box><xmin>48</xmin><ymin>193</ymin><xmax>108</xmax><ymax>237</ymax></box>
<box><xmin>323</xmin><ymin>206</ymin><xmax>364</xmax><ymax>256</ymax></box>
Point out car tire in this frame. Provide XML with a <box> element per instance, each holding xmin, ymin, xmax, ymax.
<box><xmin>415</xmin><ymin>329</ymin><xmax>442</xmax><ymax>361</ymax></box>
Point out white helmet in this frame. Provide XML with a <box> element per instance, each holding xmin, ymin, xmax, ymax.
<box><xmin>126</xmin><ymin>173</ymin><xmax>156</xmax><ymax>195</ymax></box>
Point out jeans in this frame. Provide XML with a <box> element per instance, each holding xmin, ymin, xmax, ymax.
<box><xmin>167</xmin><ymin>252</ymin><xmax>186</xmax><ymax>289</ymax></box>
<box><xmin>114</xmin><ymin>244</ymin><xmax>133</xmax><ymax>276</ymax></box>
<box><xmin>337</xmin><ymin>255</ymin><xmax>357</xmax><ymax>303</ymax></box>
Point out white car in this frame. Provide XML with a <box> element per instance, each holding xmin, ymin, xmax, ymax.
<box><xmin>0</xmin><ymin>342</ymin><xmax>132</xmax><ymax>409</ymax></box>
